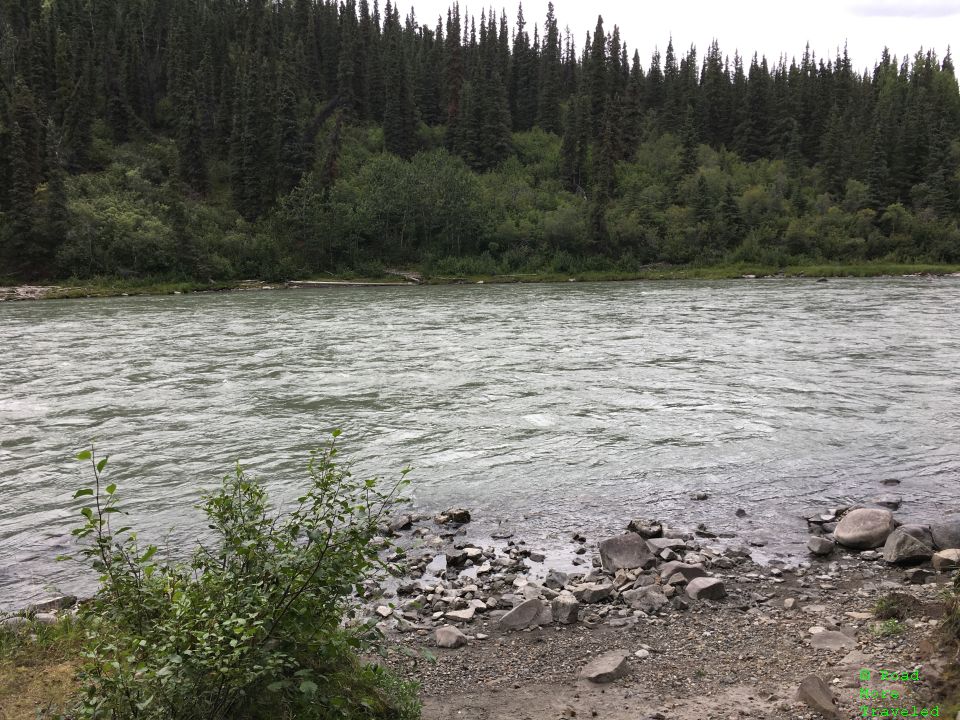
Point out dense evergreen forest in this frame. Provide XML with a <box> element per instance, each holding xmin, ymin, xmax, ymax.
<box><xmin>0</xmin><ymin>0</ymin><xmax>959</xmax><ymax>283</ymax></box>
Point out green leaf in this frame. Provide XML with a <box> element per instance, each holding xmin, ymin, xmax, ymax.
<box><xmin>105</xmin><ymin>483</ymin><xmax>116</xmax><ymax>495</ymax></box>
<box><xmin>267</xmin><ymin>681</ymin><xmax>287</xmax><ymax>692</ymax></box>
<box><xmin>96</xmin><ymin>457</ymin><xmax>109</xmax><ymax>473</ymax></box>
<box><xmin>73</xmin><ymin>489</ymin><xmax>94</xmax><ymax>498</ymax></box>
<box><xmin>299</xmin><ymin>680</ymin><xmax>318</xmax><ymax>695</ymax></box>
<box><xmin>139</xmin><ymin>546</ymin><xmax>158</xmax><ymax>563</ymax></box>
<box><xmin>75</xmin><ymin>450</ymin><xmax>92</xmax><ymax>461</ymax></box>
<box><xmin>80</xmin><ymin>507</ymin><xmax>93</xmax><ymax>520</ymax></box>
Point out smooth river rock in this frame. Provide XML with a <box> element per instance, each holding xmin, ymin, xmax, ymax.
<box><xmin>598</xmin><ymin>534</ymin><xmax>656</xmax><ymax>572</ymax></box>
<box><xmin>435</xmin><ymin>625</ymin><xmax>468</xmax><ymax>649</ymax></box>
<box><xmin>931</xmin><ymin>520</ymin><xmax>960</xmax><ymax>550</ymax></box>
<box><xmin>809</xmin><ymin>631</ymin><xmax>856</xmax><ymax>651</ymax></box>
<box><xmin>580</xmin><ymin>651</ymin><xmax>631</xmax><ymax>683</ymax></box>
<box><xmin>882</xmin><ymin>525</ymin><xmax>934</xmax><ymax>565</ymax></box>
<box><xmin>834</xmin><ymin>508</ymin><xmax>896</xmax><ymax>550</ymax></box>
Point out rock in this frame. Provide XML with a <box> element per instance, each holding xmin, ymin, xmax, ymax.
<box><xmin>388</xmin><ymin>515</ymin><xmax>413</xmax><ymax>533</ymax></box>
<box><xmin>375</xmin><ymin>605</ymin><xmax>393</xmax><ymax>618</ymax></box>
<box><xmin>784</xmin><ymin>598</ymin><xmax>797</xmax><ymax>610</ymax></box>
<box><xmin>598</xmin><ymin>534</ymin><xmax>656</xmax><ymax>573</ymax></box>
<box><xmin>552</xmin><ymin>592</ymin><xmax>580</xmax><ymax>624</ymax></box>
<box><xmin>445</xmin><ymin>550</ymin><xmax>468</xmax><ymax>567</ymax></box>
<box><xmin>627</xmin><ymin>519</ymin><xmax>663</xmax><ymax>539</ymax></box>
<box><xmin>1</xmin><ymin>616</ymin><xmax>29</xmax><ymax>631</ymax></box>
<box><xmin>834</xmin><ymin>508</ymin><xmax>896</xmax><ymax>550</ymax></box>
<box><xmin>932</xmin><ymin>549</ymin><xmax>960</xmax><ymax>572</ymax></box>
<box><xmin>445</xmin><ymin>608</ymin><xmax>476</xmax><ymax>622</ymax></box>
<box><xmin>796</xmin><ymin>674</ymin><xmax>840</xmax><ymax>719</ymax></box>
<box><xmin>809</xmin><ymin>631</ymin><xmax>856</xmax><ymax>651</ymax></box>
<box><xmin>435</xmin><ymin>508</ymin><xmax>471</xmax><ymax>525</ymax></box>
<box><xmin>544</xmin><ymin>568</ymin><xmax>569</xmax><ymax>590</ymax></box>
<box><xmin>869</xmin><ymin>494</ymin><xmax>902</xmax><ymax>510</ymax></box>
<box><xmin>735</xmin><ymin>508</ymin><xmax>748</xmax><ymax>518</ymax></box>
<box><xmin>580</xmin><ymin>651</ymin><xmax>631</xmax><ymax>684</ymax></box>
<box><xmin>807</xmin><ymin>537</ymin><xmax>835</xmax><ymax>556</ymax></box>
<box><xmin>435</xmin><ymin>625</ymin><xmax>468</xmax><ymax>649</ymax></box>
<box><xmin>931</xmin><ymin>520</ymin><xmax>960</xmax><ymax>550</ymax></box>
<box><xmin>572</xmin><ymin>582</ymin><xmax>615</xmax><ymax>604</ymax></box>
<box><xmin>646</xmin><ymin>537</ymin><xmax>687</xmax><ymax>554</ymax></box>
<box><xmin>690</xmin><ymin>492</ymin><xmax>709</xmax><ymax>501</ymax></box>
<box><xmin>904</xmin><ymin>568</ymin><xmax>934</xmax><ymax>584</ymax></box>
<box><xmin>33</xmin><ymin>613</ymin><xmax>57</xmax><ymax>626</ymax></box>
<box><xmin>26</xmin><ymin>596</ymin><xmax>77</xmax><ymax>614</ymax></box>
<box><xmin>686</xmin><ymin>577</ymin><xmax>726</xmax><ymax>601</ymax></box>
<box><xmin>882</xmin><ymin>525</ymin><xmax>934</xmax><ymax>565</ymax></box>
<box><xmin>499</xmin><ymin>599</ymin><xmax>550</xmax><ymax>631</ymax></box>
<box><xmin>859</xmin><ymin>550</ymin><xmax>882</xmax><ymax>561</ymax></box>
<box><xmin>621</xmin><ymin>587</ymin><xmax>669</xmax><ymax>614</ymax></box>
<box><xmin>528</xmin><ymin>551</ymin><xmax>546</xmax><ymax>563</ymax></box>
<box><xmin>658</xmin><ymin>561</ymin><xmax>706</xmax><ymax>582</ymax></box>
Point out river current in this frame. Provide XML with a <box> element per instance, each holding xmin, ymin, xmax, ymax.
<box><xmin>1</xmin><ymin>278</ymin><xmax>958</xmax><ymax>609</ymax></box>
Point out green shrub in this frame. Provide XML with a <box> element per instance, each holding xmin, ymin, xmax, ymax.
<box><xmin>65</xmin><ymin>432</ymin><xmax>419</xmax><ymax>720</ymax></box>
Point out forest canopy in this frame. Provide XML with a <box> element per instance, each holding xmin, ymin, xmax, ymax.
<box><xmin>0</xmin><ymin>0</ymin><xmax>958</xmax><ymax>282</ymax></box>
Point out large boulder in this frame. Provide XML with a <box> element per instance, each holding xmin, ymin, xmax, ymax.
<box><xmin>932</xmin><ymin>549</ymin><xmax>960</xmax><ymax>572</ymax></box>
<box><xmin>552</xmin><ymin>592</ymin><xmax>580</xmax><ymax>625</ymax></box>
<box><xmin>598</xmin><ymin>534</ymin><xmax>656</xmax><ymax>573</ymax></box>
<box><xmin>931</xmin><ymin>520</ymin><xmax>960</xmax><ymax>550</ymax></box>
<box><xmin>571</xmin><ymin>582</ymin><xmax>614</xmax><ymax>604</ymax></box>
<box><xmin>435</xmin><ymin>625</ymin><xmax>468</xmax><ymax>649</ymax></box>
<box><xmin>580</xmin><ymin>651</ymin><xmax>631</xmax><ymax>683</ymax></box>
<box><xmin>834</xmin><ymin>508</ymin><xmax>896</xmax><ymax>550</ymax></box>
<box><xmin>498</xmin><ymin>599</ymin><xmax>551</xmax><ymax>631</ymax></box>
<box><xmin>686</xmin><ymin>577</ymin><xmax>726</xmax><ymax>601</ymax></box>
<box><xmin>658</xmin><ymin>561</ymin><xmax>707</xmax><ymax>582</ymax></box>
<box><xmin>882</xmin><ymin>525</ymin><xmax>934</xmax><ymax>565</ymax></box>
<box><xmin>627</xmin><ymin>519</ymin><xmax>663</xmax><ymax>539</ymax></box>
<box><xmin>796</xmin><ymin>675</ymin><xmax>840</xmax><ymax>719</ymax></box>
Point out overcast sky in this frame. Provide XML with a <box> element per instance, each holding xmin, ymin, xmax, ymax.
<box><xmin>402</xmin><ymin>0</ymin><xmax>958</xmax><ymax>70</ymax></box>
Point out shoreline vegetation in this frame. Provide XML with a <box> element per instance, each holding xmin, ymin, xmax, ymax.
<box><xmin>2</xmin><ymin>262</ymin><xmax>960</xmax><ymax>302</ymax></box>
<box><xmin>1</xmin><ymin>442</ymin><xmax>959</xmax><ymax>719</ymax></box>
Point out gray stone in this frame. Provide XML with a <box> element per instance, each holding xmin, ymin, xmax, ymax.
<box><xmin>658</xmin><ymin>561</ymin><xmax>706</xmax><ymax>582</ymax></box>
<box><xmin>544</xmin><ymin>568</ymin><xmax>569</xmax><ymax>590</ymax></box>
<box><xmin>807</xmin><ymin>536</ymin><xmax>835</xmax><ymax>556</ymax></box>
<box><xmin>435</xmin><ymin>508</ymin><xmax>471</xmax><ymax>525</ymax></box>
<box><xmin>932</xmin><ymin>549</ymin><xmax>960</xmax><ymax>572</ymax></box>
<box><xmin>809</xmin><ymin>631</ymin><xmax>856</xmax><ymax>651</ymax></box>
<box><xmin>552</xmin><ymin>592</ymin><xmax>580</xmax><ymax>625</ymax></box>
<box><xmin>931</xmin><ymin>520</ymin><xmax>960</xmax><ymax>550</ymax></box>
<box><xmin>435</xmin><ymin>625</ymin><xmax>468</xmax><ymax>649</ymax></box>
<box><xmin>445</xmin><ymin>608</ymin><xmax>475</xmax><ymax>622</ymax></box>
<box><xmin>904</xmin><ymin>568</ymin><xmax>933</xmax><ymax>585</ymax></box>
<box><xmin>580</xmin><ymin>651</ymin><xmax>631</xmax><ymax>683</ymax></box>
<box><xmin>26</xmin><ymin>596</ymin><xmax>77</xmax><ymax>614</ymax></box>
<box><xmin>1</xmin><ymin>616</ymin><xmax>29</xmax><ymax>631</ymax></box>
<box><xmin>499</xmin><ymin>599</ymin><xmax>550</xmax><ymax>630</ymax></box>
<box><xmin>834</xmin><ymin>508</ymin><xmax>896</xmax><ymax>550</ymax></box>
<box><xmin>796</xmin><ymin>674</ymin><xmax>840</xmax><ymax>719</ymax></box>
<box><xmin>621</xmin><ymin>587</ymin><xmax>669</xmax><ymax>614</ymax></box>
<box><xmin>445</xmin><ymin>550</ymin><xmax>468</xmax><ymax>567</ymax></box>
<box><xmin>646</xmin><ymin>537</ymin><xmax>687</xmax><ymax>554</ymax></box>
<box><xmin>599</xmin><ymin>534</ymin><xmax>656</xmax><ymax>573</ymax></box>
<box><xmin>883</xmin><ymin>525</ymin><xmax>934</xmax><ymax>565</ymax></box>
<box><xmin>690</xmin><ymin>492</ymin><xmax>709</xmax><ymax>501</ymax></box>
<box><xmin>627</xmin><ymin>519</ymin><xmax>663</xmax><ymax>539</ymax></box>
<box><xmin>685</xmin><ymin>577</ymin><xmax>726</xmax><ymax>601</ymax></box>
<box><xmin>33</xmin><ymin>612</ymin><xmax>57</xmax><ymax>626</ymax></box>
<box><xmin>388</xmin><ymin>515</ymin><xmax>413</xmax><ymax>533</ymax></box>
<box><xmin>375</xmin><ymin>605</ymin><xmax>393</xmax><ymax>618</ymax></box>
<box><xmin>572</xmin><ymin>582</ymin><xmax>614</xmax><ymax>604</ymax></box>
<box><xmin>869</xmin><ymin>494</ymin><xmax>902</xmax><ymax>510</ymax></box>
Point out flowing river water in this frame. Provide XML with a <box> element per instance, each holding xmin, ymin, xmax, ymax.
<box><xmin>1</xmin><ymin>278</ymin><xmax>959</xmax><ymax>610</ymax></box>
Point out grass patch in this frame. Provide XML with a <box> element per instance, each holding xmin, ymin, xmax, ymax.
<box><xmin>0</xmin><ymin>616</ymin><xmax>84</xmax><ymax>719</ymax></box>
<box><xmin>874</xmin><ymin>592</ymin><xmax>914</xmax><ymax>621</ymax></box>
<box><xmin>871</xmin><ymin>619</ymin><xmax>906</xmax><ymax>638</ymax></box>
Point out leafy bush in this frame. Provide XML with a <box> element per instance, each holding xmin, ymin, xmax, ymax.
<box><xmin>65</xmin><ymin>432</ymin><xmax>420</xmax><ymax>720</ymax></box>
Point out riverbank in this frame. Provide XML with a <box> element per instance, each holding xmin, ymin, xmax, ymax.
<box><xmin>8</xmin><ymin>502</ymin><xmax>957</xmax><ymax>719</ymax></box>
<box><xmin>3</xmin><ymin>263</ymin><xmax>960</xmax><ymax>302</ymax></box>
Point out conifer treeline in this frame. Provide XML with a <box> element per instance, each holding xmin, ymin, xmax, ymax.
<box><xmin>0</xmin><ymin>0</ymin><xmax>958</xmax><ymax>280</ymax></box>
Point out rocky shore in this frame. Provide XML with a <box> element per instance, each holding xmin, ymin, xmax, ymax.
<box><xmin>367</xmin><ymin>503</ymin><xmax>960</xmax><ymax>720</ymax></box>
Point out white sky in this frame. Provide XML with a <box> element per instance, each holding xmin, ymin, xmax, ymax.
<box><xmin>402</xmin><ymin>0</ymin><xmax>959</xmax><ymax>70</ymax></box>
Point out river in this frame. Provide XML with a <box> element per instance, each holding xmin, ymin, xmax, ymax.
<box><xmin>1</xmin><ymin>278</ymin><xmax>958</xmax><ymax>610</ymax></box>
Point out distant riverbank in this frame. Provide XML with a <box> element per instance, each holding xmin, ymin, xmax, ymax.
<box><xmin>3</xmin><ymin>262</ymin><xmax>960</xmax><ymax>302</ymax></box>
